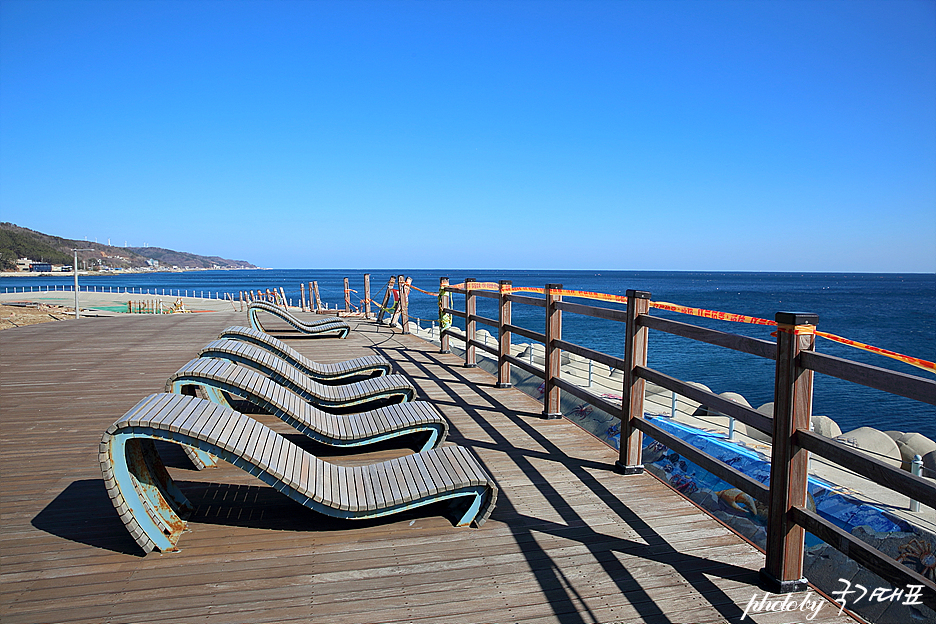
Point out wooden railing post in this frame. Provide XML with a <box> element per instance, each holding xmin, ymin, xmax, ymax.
<box><xmin>464</xmin><ymin>278</ymin><xmax>477</xmax><ymax>367</ymax></box>
<box><xmin>312</xmin><ymin>281</ymin><xmax>322</xmax><ymax>313</ymax></box>
<box><xmin>344</xmin><ymin>278</ymin><xmax>351</xmax><ymax>314</ymax></box>
<box><xmin>300</xmin><ymin>283</ymin><xmax>306</xmax><ymax>312</ymax></box>
<box><xmin>617</xmin><ymin>290</ymin><xmax>650</xmax><ymax>474</ymax></box>
<box><xmin>497</xmin><ymin>280</ymin><xmax>512</xmax><ymax>388</ymax></box>
<box><xmin>761</xmin><ymin>312</ymin><xmax>817</xmax><ymax>593</ymax></box>
<box><xmin>439</xmin><ymin>277</ymin><xmax>451</xmax><ymax>354</ymax></box>
<box><xmin>376</xmin><ymin>277</ymin><xmax>395</xmax><ymax>324</ymax></box>
<box><xmin>543</xmin><ymin>283</ymin><xmax>563</xmax><ymax>419</ymax></box>
<box><xmin>364</xmin><ymin>274</ymin><xmax>371</xmax><ymax>319</ymax></box>
<box><xmin>399</xmin><ymin>275</ymin><xmax>411</xmax><ymax>335</ymax></box>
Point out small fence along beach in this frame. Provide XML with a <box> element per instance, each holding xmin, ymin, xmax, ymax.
<box><xmin>5</xmin><ymin>269</ymin><xmax>934</xmax><ymax>440</ymax></box>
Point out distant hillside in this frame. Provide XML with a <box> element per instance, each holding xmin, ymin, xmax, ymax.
<box><xmin>126</xmin><ymin>246</ymin><xmax>255</xmax><ymax>269</ymax></box>
<box><xmin>0</xmin><ymin>223</ymin><xmax>256</xmax><ymax>271</ymax></box>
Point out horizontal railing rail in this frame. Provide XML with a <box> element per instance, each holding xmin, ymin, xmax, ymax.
<box><xmin>505</xmin><ymin>293</ymin><xmax>546</xmax><ymax>308</ymax></box>
<box><xmin>639</xmin><ymin>314</ymin><xmax>777</xmax><ymax>360</ymax></box>
<box><xmin>635</xmin><ymin>365</ymin><xmax>774</xmax><ymax>436</ymax></box>
<box><xmin>468</xmin><ymin>313</ymin><xmax>499</xmax><ymax>328</ymax></box>
<box><xmin>800</xmin><ymin>350</ymin><xmax>936</xmax><ymax>405</ymax></box>
<box><xmin>554</xmin><ymin>299</ymin><xmax>627</xmax><ymax>322</ymax></box>
<box><xmin>633</xmin><ymin>415</ymin><xmax>771</xmax><ymax>503</ymax></box>
<box><xmin>797</xmin><ymin>429</ymin><xmax>936</xmax><ymax>507</ymax></box>
<box><xmin>503</xmin><ymin>323</ymin><xmax>546</xmax><ymax>344</ymax></box>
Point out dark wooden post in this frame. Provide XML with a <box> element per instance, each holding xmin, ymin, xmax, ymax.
<box><xmin>364</xmin><ymin>274</ymin><xmax>371</xmax><ymax>319</ymax></box>
<box><xmin>399</xmin><ymin>275</ymin><xmax>411</xmax><ymax>334</ymax></box>
<box><xmin>312</xmin><ymin>282</ymin><xmax>322</xmax><ymax>313</ymax></box>
<box><xmin>439</xmin><ymin>277</ymin><xmax>451</xmax><ymax>354</ymax></box>
<box><xmin>761</xmin><ymin>312</ymin><xmax>817</xmax><ymax>593</ymax></box>
<box><xmin>464</xmin><ymin>278</ymin><xmax>477</xmax><ymax>367</ymax></box>
<box><xmin>343</xmin><ymin>278</ymin><xmax>351</xmax><ymax>314</ymax></box>
<box><xmin>300</xmin><ymin>283</ymin><xmax>306</xmax><ymax>312</ymax></box>
<box><xmin>617</xmin><ymin>290</ymin><xmax>650</xmax><ymax>474</ymax></box>
<box><xmin>376</xmin><ymin>277</ymin><xmax>395</xmax><ymax>324</ymax></box>
<box><xmin>497</xmin><ymin>280</ymin><xmax>512</xmax><ymax>388</ymax></box>
<box><xmin>542</xmin><ymin>283</ymin><xmax>563</xmax><ymax>419</ymax></box>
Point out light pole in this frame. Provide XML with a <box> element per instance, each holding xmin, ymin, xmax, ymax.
<box><xmin>72</xmin><ymin>248</ymin><xmax>94</xmax><ymax>319</ymax></box>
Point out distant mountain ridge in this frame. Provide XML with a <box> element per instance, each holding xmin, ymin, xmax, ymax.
<box><xmin>0</xmin><ymin>223</ymin><xmax>256</xmax><ymax>271</ymax></box>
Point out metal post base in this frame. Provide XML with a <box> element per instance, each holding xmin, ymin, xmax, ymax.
<box><xmin>495</xmin><ymin>382</ymin><xmax>513</xmax><ymax>389</ymax></box>
<box><xmin>542</xmin><ymin>412</ymin><xmax>562</xmax><ymax>420</ymax></box>
<box><xmin>759</xmin><ymin>569</ymin><xmax>809</xmax><ymax>593</ymax></box>
<box><xmin>439</xmin><ymin>349</ymin><xmax>451</xmax><ymax>354</ymax></box>
<box><xmin>614</xmin><ymin>461</ymin><xmax>644</xmax><ymax>475</ymax></box>
<box><xmin>463</xmin><ymin>363</ymin><xmax>478</xmax><ymax>368</ymax></box>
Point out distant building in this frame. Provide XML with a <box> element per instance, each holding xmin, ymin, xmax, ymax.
<box><xmin>30</xmin><ymin>263</ymin><xmax>52</xmax><ymax>272</ymax></box>
<box><xmin>15</xmin><ymin>257</ymin><xmax>32</xmax><ymax>272</ymax></box>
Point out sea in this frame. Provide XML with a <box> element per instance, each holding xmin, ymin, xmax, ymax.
<box><xmin>5</xmin><ymin>269</ymin><xmax>935</xmax><ymax>440</ymax></box>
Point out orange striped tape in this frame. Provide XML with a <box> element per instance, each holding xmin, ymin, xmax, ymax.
<box><xmin>815</xmin><ymin>331</ymin><xmax>935</xmax><ymax>373</ymax></box>
<box><xmin>422</xmin><ymin>282</ymin><xmax>935</xmax><ymax>374</ymax></box>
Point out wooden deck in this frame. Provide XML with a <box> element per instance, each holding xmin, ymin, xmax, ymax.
<box><xmin>0</xmin><ymin>312</ymin><xmax>859</xmax><ymax>624</ymax></box>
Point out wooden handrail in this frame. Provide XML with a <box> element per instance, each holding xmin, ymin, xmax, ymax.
<box><xmin>503</xmin><ymin>323</ymin><xmax>546</xmax><ymax>344</ymax></box>
<box><xmin>504</xmin><ymin>353</ymin><xmax>545</xmax><ymax>379</ymax></box>
<box><xmin>433</xmin><ymin>277</ymin><xmax>933</xmax><ymax>601</ymax></box>
<box><xmin>800</xmin><ymin>350</ymin><xmax>936</xmax><ymax>405</ymax></box>
<box><xmin>797</xmin><ymin>429</ymin><xmax>936</xmax><ymax>507</ymax></box>
<box><xmin>505</xmin><ymin>293</ymin><xmax>547</xmax><ymax>307</ymax></box>
<box><xmin>555</xmin><ymin>300</ymin><xmax>627</xmax><ymax>322</ymax></box>
<box><xmin>634</xmin><ymin>416</ymin><xmax>770</xmax><ymax>504</ymax></box>
<box><xmin>791</xmin><ymin>505</ymin><xmax>936</xmax><ymax>608</ymax></box>
<box><xmin>467</xmin><ymin>313</ymin><xmax>499</xmax><ymax>328</ymax></box>
<box><xmin>553</xmin><ymin>377</ymin><xmax>623</xmax><ymax>419</ymax></box>
<box><xmin>555</xmin><ymin>339</ymin><xmax>626</xmax><ymax>372</ymax></box>
<box><xmin>468</xmin><ymin>338</ymin><xmax>498</xmax><ymax>357</ymax></box>
<box><xmin>639</xmin><ymin>314</ymin><xmax>776</xmax><ymax>360</ymax></box>
<box><xmin>635</xmin><ymin>365</ymin><xmax>773</xmax><ymax>436</ymax></box>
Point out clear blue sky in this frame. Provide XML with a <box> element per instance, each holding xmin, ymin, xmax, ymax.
<box><xmin>2</xmin><ymin>0</ymin><xmax>934</xmax><ymax>271</ymax></box>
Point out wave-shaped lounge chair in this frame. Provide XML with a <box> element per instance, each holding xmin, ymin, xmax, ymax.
<box><xmin>217</xmin><ymin>326</ymin><xmax>390</xmax><ymax>382</ymax></box>
<box><xmin>99</xmin><ymin>393</ymin><xmax>498</xmax><ymax>553</ymax></box>
<box><xmin>167</xmin><ymin>357</ymin><xmax>448</xmax><ymax>460</ymax></box>
<box><xmin>197</xmin><ymin>339</ymin><xmax>415</xmax><ymax>410</ymax></box>
<box><xmin>248</xmin><ymin>301</ymin><xmax>351</xmax><ymax>338</ymax></box>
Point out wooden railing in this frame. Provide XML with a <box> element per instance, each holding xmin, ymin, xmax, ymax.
<box><xmin>438</xmin><ymin>277</ymin><xmax>936</xmax><ymax>605</ymax></box>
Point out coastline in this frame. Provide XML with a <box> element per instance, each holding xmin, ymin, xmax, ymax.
<box><xmin>0</xmin><ymin>266</ymin><xmax>266</xmax><ymax>278</ymax></box>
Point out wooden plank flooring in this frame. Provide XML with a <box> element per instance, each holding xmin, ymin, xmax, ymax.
<box><xmin>0</xmin><ymin>312</ymin><xmax>859</xmax><ymax>623</ymax></box>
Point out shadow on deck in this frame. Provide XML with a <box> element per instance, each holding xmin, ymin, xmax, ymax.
<box><xmin>0</xmin><ymin>312</ymin><xmax>857</xmax><ymax>624</ymax></box>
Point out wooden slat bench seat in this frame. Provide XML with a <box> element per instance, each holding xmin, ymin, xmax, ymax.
<box><xmin>198</xmin><ymin>339</ymin><xmax>415</xmax><ymax>409</ymax></box>
<box><xmin>218</xmin><ymin>325</ymin><xmax>391</xmax><ymax>382</ymax></box>
<box><xmin>99</xmin><ymin>393</ymin><xmax>498</xmax><ymax>553</ymax></box>
<box><xmin>247</xmin><ymin>301</ymin><xmax>350</xmax><ymax>337</ymax></box>
<box><xmin>167</xmin><ymin>357</ymin><xmax>448</xmax><ymax>459</ymax></box>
